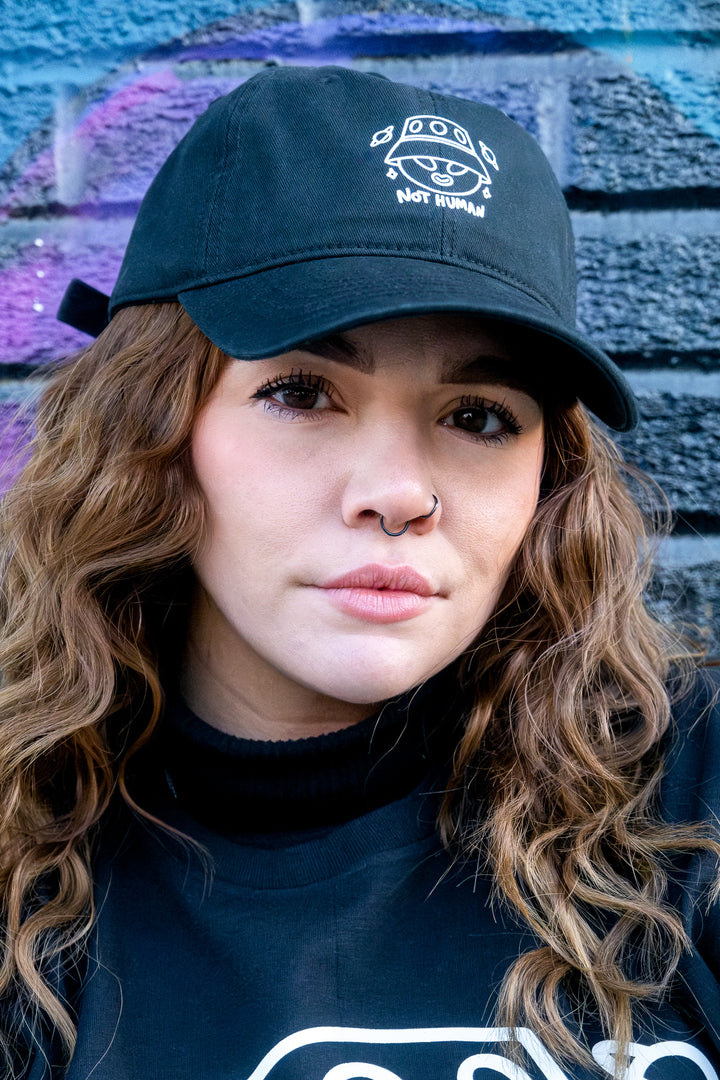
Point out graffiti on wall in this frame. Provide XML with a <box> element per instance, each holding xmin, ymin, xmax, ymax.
<box><xmin>1</xmin><ymin>4</ymin><xmax>719</xmax><ymax>370</ymax></box>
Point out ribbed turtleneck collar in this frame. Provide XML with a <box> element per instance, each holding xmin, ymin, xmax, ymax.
<box><xmin>138</xmin><ymin>665</ymin><xmax>465</xmax><ymax>837</ymax></box>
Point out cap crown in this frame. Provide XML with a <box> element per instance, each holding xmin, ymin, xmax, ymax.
<box><xmin>111</xmin><ymin>66</ymin><xmax>576</xmax><ymax>325</ymax></box>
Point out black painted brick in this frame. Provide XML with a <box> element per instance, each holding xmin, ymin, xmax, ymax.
<box><xmin>616</xmin><ymin>392</ymin><xmax>720</xmax><ymax>517</ymax></box>
<box><xmin>568</xmin><ymin>68</ymin><xmax>720</xmax><ymax>192</ymax></box>
<box><xmin>576</xmin><ymin>234</ymin><xmax>720</xmax><ymax>356</ymax></box>
<box><xmin>649</xmin><ymin>562</ymin><xmax>720</xmax><ymax>658</ymax></box>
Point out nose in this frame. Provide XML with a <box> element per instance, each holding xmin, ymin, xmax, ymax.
<box><xmin>341</xmin><ymin>425</ymin><xmax>441</xmax><ymax>536</ymax></box>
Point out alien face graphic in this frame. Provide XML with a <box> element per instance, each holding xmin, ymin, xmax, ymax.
<box><xmin>397</xmin><ymin>154</ymin><xmax>483</xmax><ymax>193</ymax></box>
<box><xmin>381</xmin><ymin>115</ymin><xmax>497</xmax><ymax>197</ymax></box>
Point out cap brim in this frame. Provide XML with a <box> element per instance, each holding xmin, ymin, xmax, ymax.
<box><xmin>178</xmin><ymin>256</ymin><xmax>638</xmax><ymax>431</ymax></box>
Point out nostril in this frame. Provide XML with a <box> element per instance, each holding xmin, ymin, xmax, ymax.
<box><xmin>419</xmin><ymin>494</ymin><xmax>439</xmax><ymax>521</ymax></box>
<box><xmin>380</xmin><ymin>516</ymin><xmax>411</xmax><ymax>537</ymax></box>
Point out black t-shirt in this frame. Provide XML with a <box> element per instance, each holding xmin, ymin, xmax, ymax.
<box><xmin>24</xmin><ymin>668</ymin><xmax>720</xmax><ymax>1079</ymax></box>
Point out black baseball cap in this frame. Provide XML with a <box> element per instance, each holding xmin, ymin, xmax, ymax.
<box><xmin>58</xmin><ymin>64</ymin><xmax>638</xmax><ymax>431</ymax></box>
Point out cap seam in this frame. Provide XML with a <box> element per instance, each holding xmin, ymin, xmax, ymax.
<box><xmin>173</xmin><ymin>250</ymin><xmax>567</xmax><ymax>322</ymax></box>
<box><xmin>114</xmin><ymin>253</ymin><xmax>563</xmax><ymax>322</ymax></box>
<box><xmin>425</xmin><ymin>88</ymin><xmax>450</xmax><ymax>263</ymax></box>
<box><xmin>201</xmin><ymin>77</ymin><xmax>262</xmax><ymax>276</ymax></box>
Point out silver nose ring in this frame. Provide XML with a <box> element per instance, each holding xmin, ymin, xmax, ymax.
<box><xmin>380</xmin><ymin>494</ymin><xmax>439</xmax><ymax>537</ymax></box>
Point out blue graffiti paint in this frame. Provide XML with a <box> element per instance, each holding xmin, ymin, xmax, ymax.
<box><xmin>574</xmin><ymin>31</ymin><xmax>720</xmax><ymax>143</ymax></box>
<box><xmin>0</xmin><ymin>0</ymin><xmax>263</xmax><ymax>170</ymax></box>
<box><xmin>436</xmin><ymin>0</ymin><xmax>720</xmax><ymax>32</ymax></box>
<box><xmin>159</xmin><ymin>14</ymin><xmax>545</xmax><ymax>63</ymax></box>
<box><xmin>1</xmin><ymin>0</ymin><xmax>718</xmax><ymax>173</ymax></box>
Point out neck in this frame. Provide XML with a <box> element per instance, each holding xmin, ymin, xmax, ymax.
<box><xmin>180</xmin><ymin>631</ymin><xmax>378</xmax><ymax>740</ymax></box>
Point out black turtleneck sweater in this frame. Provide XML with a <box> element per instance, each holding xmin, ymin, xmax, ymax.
<box><xmin>26</xmin><ymin>668</ymin><xmax>720</xmax><ymax>1080</ymax></box>
<box><xmin>149</xmin><ymin>669</ymin><xmax>464</xmax><ymax>838</ymax></box>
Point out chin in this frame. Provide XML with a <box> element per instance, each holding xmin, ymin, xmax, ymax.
<box><xmin>310</xmin><ymin>655</ymin><xmax>452</xmax><ymax>707</ymax></box>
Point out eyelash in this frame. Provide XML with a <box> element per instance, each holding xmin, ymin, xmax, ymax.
<box><xmin>449</xmin><ymin>394</ymin><xmax>523</xmax><ymax>444</ymax></box>
<box><xmin>252</xmin><ymin>370</ymin><xmax>334</xmax><ymax>419</ymax></box>
<box><xmin>251</xmin><ymin>372</ymin><xmax>523</xmax><ymax>442</ymax></box>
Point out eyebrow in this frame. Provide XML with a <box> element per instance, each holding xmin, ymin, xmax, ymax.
<box><xmin>298</xmin><ymin>334</ymin><xmax>374</xmax><ymax>371</ymax></box>
<box><xmin>441</xmin><ymin>356</ymin><xmax>539</xmax><ymax>397</ymax></box>
<box><xmin>441</xmin><ymin>356</ymin><xmax>525</xmax><ymax>389</ymax></box>
<box><xmin>298</xmin><ymin>333</ymin><xmax>537</xmax><ymax>396</ymax></box>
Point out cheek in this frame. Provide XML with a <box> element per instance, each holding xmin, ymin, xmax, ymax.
<box><xmin>192</xmin><ymin>422</ymin><xmax>274</xmax><ymax>568</ymax></box>
<box><xmin>191</xmin><ymin>421</ymin><xmax>329</xmax><ymax>572</ymax></box>
<box><xmin>462</xmin><ymin>448</ymin><xmax>543</xmax><ymax>575</ymax></box>
<box><xmin>193</xmin><ymin>417</ymin><xmax>281</xmax><ymax>518</ymax></box>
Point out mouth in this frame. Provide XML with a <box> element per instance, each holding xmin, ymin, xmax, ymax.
<box><xmin>322</xmin><ymin>564</ymin><xmax>435</xmax><ymax>594</ymax></box>
<box><xmin>318</xmin><ymin>564</ymin><xmax>437</xmax><ymax>624</ymax></box>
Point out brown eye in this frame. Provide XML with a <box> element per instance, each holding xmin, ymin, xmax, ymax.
<box><xmin>441</xmin><ymin>397</ymin><xmax>522</xmax><ymax>443</ymax></box>
<box><xmin>448</xmin><ymin>406</ymin><xmax>504</xmax><ymax>435</ymax></box>
<box><xmin>276</xmin><ymin>386</ymin><xmax>321</xmax><ymax>410</ymax></box>
<box><xmin>253</xmin><ymin>371</ymin><xmax>334</xmax><ymax>415</ymax></box>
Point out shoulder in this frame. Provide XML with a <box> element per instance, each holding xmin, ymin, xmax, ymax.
<box><xmin>657</xmin><ymin>667</ymin><xmax>720</xmax><ymax>1031</ymax></box>
<box><xmin>659</xmin><ymin>664</ymin><xmax>720</xmax><ymax>826</ymax></box>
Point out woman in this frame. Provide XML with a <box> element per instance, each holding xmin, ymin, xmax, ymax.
<box><xmin>0</xmin><ymin>65</ymin><xmax>718</xmax><ymax>1080</ymax></box>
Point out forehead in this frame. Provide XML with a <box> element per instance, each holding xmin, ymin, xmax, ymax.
<box><xmin>295</xmin><ymin>314</ymin><xmax>547</xmax><ymax>398</ymax></box>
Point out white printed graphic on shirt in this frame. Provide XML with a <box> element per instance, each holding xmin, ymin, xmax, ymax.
<box><xmin>370</xmin><ymin>115</ymin><xmax>499</xmax><ymax>219</ymax></box>
<box><xmin>593</xmin><ymin>1038</ymin><xmax>718</xmax><ymax>1080</ymax></box>
<box><xmin>245</xmin><ymin>1025</ymin><xmax>719</xmax><ymax>1080</ymax></box>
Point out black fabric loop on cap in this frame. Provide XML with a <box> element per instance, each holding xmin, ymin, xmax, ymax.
<box><xmin>57</xmin><ymin>279</ymin><xmax>110</xmax><ymax>338</ymax></box>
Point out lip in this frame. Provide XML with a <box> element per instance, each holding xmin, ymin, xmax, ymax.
<box><xmin>322</xmin><ymin>564</ymin><xmax>435</xmax><ymax>595</ymax></box>
<box><xmin>317</xmin><ymin>564</ymin><xmax>437</xmax><ymax>624</ymax></box>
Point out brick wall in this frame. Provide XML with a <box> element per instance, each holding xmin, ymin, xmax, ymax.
<box><xmin>1</xmin><ymin>0</ymin><xmax>718</xmax><ymax>651</ymax></box>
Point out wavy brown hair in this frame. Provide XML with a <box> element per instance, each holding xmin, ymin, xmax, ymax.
<box><xmin>0</xmin><ymin>303</ymin><xmax>224</xmax><ymax>1072</ymax></box>
<box><xmin>441</xmin><ymin>407</ymin><xmax>719</xmax><ymax>1069</ymax></box>
<box><xmin>0</xmin><ymin>302</ymin><xmax>716</xmax><ymax>1074</ymax></box>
